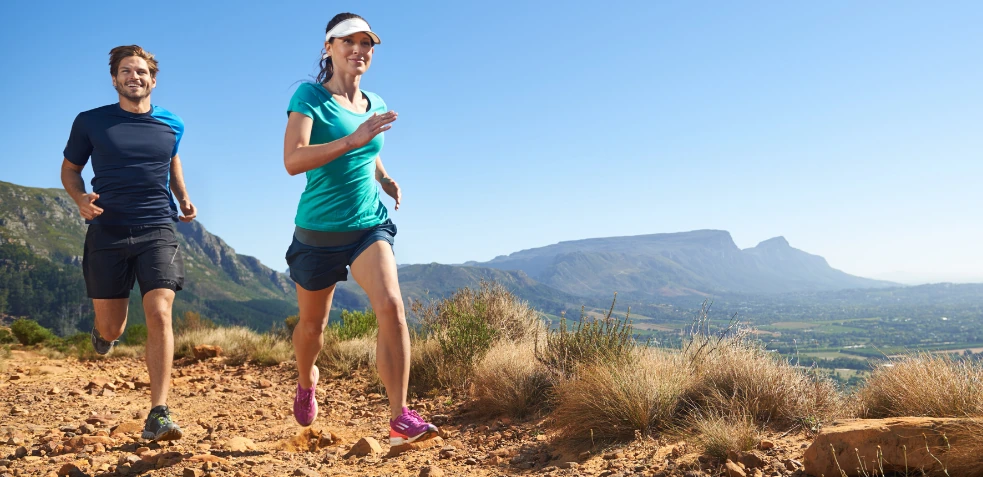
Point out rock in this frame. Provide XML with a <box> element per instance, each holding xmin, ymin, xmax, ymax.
<box><xmin>465</xmin><ymin>457</ymin><xmax>478</xmax><ymax>465</ymax></box>
<box><xmin>85</xmin><ymin>378</ymin><xmax>109</xmax><ymax>390</ymax></box>
<box><xmin>8</xmin><ymin>373</ymin><xmax>25</xmax><ymax>381</ymax></box>
<box><xmin>192</xmin><ymin>345</ymin><xmax>222</xmax><ymax>360</ymax></box>
<box><xmin>431</xmin><ymin>415</ymin><xmax>449</xmax><ymax>426</ymax></box>
<box><xmin>604</xmin><ymin>451</ymin><xmax>625</xmax><ymax>460</ymax></box>
<box><xmin>559</xmin><ymin>462</ymin><xmax>579</xmax><ymax>469</ymax></box>
<box><xmin>671</xmin><ymin>442</ymin><xmax>687</xmax><ymax>457</ymax></box>
<box><xmin>14</xmin><ymin>447</ymin><xmax>27</xmax><ymax>458</ymax></box>
<box><xmin>387</xmin><ymin>436</ymin><xmax>443</xmax><ymax>457</ymax></box>
<box><xmin>725</xmin><ymin>460</ymin><xmax>747</xmax><ymax>477</ymax></box>
<box><xmin>85</xmin><ymin>416</ymin><xmax>113</xmax><ymax>426</ymax></box>
<box><xmin>227</xmin><ymin>437</ymin><xmax>257</xmax><ymax>452</ymax></box>
<box><xmin>293</xmin><ymin>469</ymin><xmax>318</xmax><ymax>477</ymax></box>
<box><xmin>345</xmin><ymin>436</ymin><xmax>382</xmax><ymax>457</ymax></box>
<box><xmin>258</xmin><ymin>379</ymin><xmax>273</xmax><ymax>389</ymax></box>
<box><xmin>183</xmin><ymin>469</ymin><xmax>203</xmax><ymax>477</ymax></box>
<box><xmin>738</xmin><ymin>451</ymin><xmax>767</xmax><ymax>469</ymax></box>
<box><xmin>57</xmin><ymin>463</ymin><xmax>86</xmax><ymax>476</ymax></box>
<box><xmin>47</xmin><ymin>387</ymin><xmax>61</xmax><ymax>395</ymax></box>
<box><xmin>110</xmin><ymin>421</ymin><xmax>144</xmax><ymax>437</ymax></box>
<box><xmin>419</xmin><ymin>466</ymin><xmax>444</xmax><ymax>477</ymax></box>
<box><xmin>100</xmin><ymin>389</ymin><xmax>115</xmax><ymax>397</ymax></box>
<box><xmin>10</xmin><ymin>407</ymin><xmax>28</xmax><ymax>416</ymax></box>
<box><xmin>186</xmin><ymin>454</ymin><xmax>228</xmax><ymax>464</ymax></box>
<box><xmin>758</xmin><ymin>440</ymin><xmax>775</xmax><ymax>450</ymax></box>
<box><xmin>78</xmin><ymin>424</ymin><xmax>95</xmax><ymax>435</ymax></box>
<box><xmin>803</xmin><ymin>418</ymin><xmax>971</xmax><ymax>477</ymax></box>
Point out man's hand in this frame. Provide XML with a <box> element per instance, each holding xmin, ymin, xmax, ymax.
<box><xmin>380</xmin><ymin>177</ymin><xmax>401</xmax><ymax>211</ymax></box>
<box><xmin>179</xmin><ymin>200</ymin><xmax>197</xmax><ymax>222</ymax></box>
<box><xmin>75</xmin><ymin>193</ymin><xmax>104</xmax><ymax>220</ymax></box>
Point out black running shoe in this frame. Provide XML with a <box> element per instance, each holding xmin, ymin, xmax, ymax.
<box><xmin>141</xmin><ymin>405</ymin><xmax>183</xmax><ymax>441</ymax></box>
<box><xmin>90</xmin><ymin>327</ymin><xmax>118</xmax><ymax>355</ymax></box>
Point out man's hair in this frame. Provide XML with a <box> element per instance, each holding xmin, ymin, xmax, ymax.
<box><xmin>109</xmin><ymin>45</ymin><xmax>159</xmax><ymax>78</ymax></box>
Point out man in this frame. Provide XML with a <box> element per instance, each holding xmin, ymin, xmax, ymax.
<box><xmin>60</xmin><ymin>45</ymin><xmax>196</xmax><ymax>442</ymax></box>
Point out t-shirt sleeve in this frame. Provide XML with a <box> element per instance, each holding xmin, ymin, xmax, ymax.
<box><xmin>63</xmin><ymin>114</ymin><xmax>92</xmax><ymax>166</ymax></box>
<box><xmin>171</xmin><ymin>118</ymin><xmax>184</xmax><ymax>157</ymax></box>
<box><xmin>287</xmin><ymin>83</ymin><xmax>318</xmax><ymax>119</ymax></box>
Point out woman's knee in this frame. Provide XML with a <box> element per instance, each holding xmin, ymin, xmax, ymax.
<box><xmin>295</xmin><ymin>315</ymin><xmax>329</xmax><ymax>339</ymax></box>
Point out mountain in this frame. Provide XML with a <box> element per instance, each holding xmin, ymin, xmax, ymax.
<box><xmin>337</xmin><ymin>263</ymin><xmax>583</xmax><ymax>317</ymax></box>
<box><xmin>0</xmin><ymin>180</ymin><xmax>298</xmax><ymax>332</ymax></box>
<box><xmin>467</xmin><ymin>230</ymin><xmax>894</xmax><ymax>300</ymax></box>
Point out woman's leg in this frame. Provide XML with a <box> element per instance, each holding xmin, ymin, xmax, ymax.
<box><xmin>350</xmin><ymin>241</ymin><xmax>409</xmax><ymax>419</ymax></box>
<box><xmin>292</xmin><ymin>283</ymin><xmax>335</xmax><ymax>426</ymax></box>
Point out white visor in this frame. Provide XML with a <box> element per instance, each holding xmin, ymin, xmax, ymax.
<box><xmin>325</xmin><ymin>18</ymin><xmax>381</xmax><ymax>44</ymax></box>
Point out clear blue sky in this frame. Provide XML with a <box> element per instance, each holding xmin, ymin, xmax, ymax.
<box><xmin>1</xmin><ymin>0</ymin><xmax>981</xmax><ymax>284</ymax></box>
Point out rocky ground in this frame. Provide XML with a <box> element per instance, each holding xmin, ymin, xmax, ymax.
<box><xmin>0</xmin><ymin>350</ymin><xmax>815</xmax><ymax>477</ymax></box>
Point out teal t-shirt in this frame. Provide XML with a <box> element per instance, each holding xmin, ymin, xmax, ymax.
<box><xmin>287</xmin><ymin>82</ymin><xmax>389</xmax><ymax>232</ymax></box>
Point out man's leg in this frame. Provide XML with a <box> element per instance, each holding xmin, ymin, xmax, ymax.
<box><xmin>143</xmin><ymin>289</ymin><xmax>175</xmax><ymax>408</ymax></box>
<box><xmin>92</xmin><ymin>298</ymin><xmax>128</xmax><ymax>342</ymax></box>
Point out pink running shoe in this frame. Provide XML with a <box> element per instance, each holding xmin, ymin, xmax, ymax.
<box><xmin>293</xmin><ymin>366</ymin><xmax>319</xmax><ymax>427</ymax></box>
<box><xmin>389</xmin><ymin>407</ymin><xmax>439</xmax><ymax>446</ymax></box>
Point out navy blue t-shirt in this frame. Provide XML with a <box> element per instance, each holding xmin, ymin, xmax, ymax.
<box><xmin>63</xmin><ymin>103</ymin><xmax>184</xmax><ymax>225</ymax></box>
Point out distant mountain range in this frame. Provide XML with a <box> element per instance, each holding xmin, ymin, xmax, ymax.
<box><xmin>464</xmin><ymin>230</ymin><xmax>894</xmax><ymax>301</ymax></box>
<box><xmin>0</xmin><ymin>179</ymin><xmax>900</xmax><ymax>332</ymax></box>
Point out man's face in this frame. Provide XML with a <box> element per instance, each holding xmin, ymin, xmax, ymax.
<box><xmin>112</xmin><ymin>56</ymin><xmax>156</xmax><ymax>101</ymax></box>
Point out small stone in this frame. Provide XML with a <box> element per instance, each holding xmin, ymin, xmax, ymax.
<box><xmin>79</xmin><ymin>424</ymin><xmax>95</xmax><ymax>435</ymax></box>
<box><xmin>726</xmin><ymin>460</ymin><xmax>748</xmax><ymax>477</ymax></box>
<box><xmin>419</xmin><ymin>466</ymin><xmax>444</xmax><ymax>477</ymax></box>
<box><xmin>258</xmin><ymin>379</ymin><xmax>273</xmax><ymax>389</ymax></box>
<box><xmin>293</xmin><ymin>469</ymin><xmax>318</xmax><ymax>477</ymax></box>
<box><xmin>183</xmin><ymin>469</ymin><xmax>203</xmax><ymax>477</ymax></box>
<box><xmin>559</xmin><ymin>462</ymin><xmax>579</xmax><ymax>469</ymax></box>
<box><xmin>465</xmin><ymin>458</ymin><xmax>478</xmax><ymax>465</ymax></box>
<box><xmin>192</xmin><ymin>345</ymin><xmax>223</xmax><ymax>360</ymax></box>
<box><xmin>227</xmin><ymin>436</ymin><xmax>256</xmax><ymax>452</ymax></box>
<box><xmin>758</xmin><ymin>440</ymin><xmax>775</xmax><ymax>450</ymax></box>
<box><xmin>604</xmin><ymin>451</ymin><xmax>625</xmax><ymax>460</ymax></box>
<box><xmin>47</xmin><ymin>387</ymin><xmax>61</xmax><ymax>395</ymax></box>
<box><xmin>14</xmin><ymin>447</ymin><xmax>27</xmax><ymax>459</ymax></box>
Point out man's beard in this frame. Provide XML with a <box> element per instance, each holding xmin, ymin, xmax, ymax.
<box><xmin>115</xmin><ymin>81</ymin><xmax>150</xmax><ymax>102</ymax></box>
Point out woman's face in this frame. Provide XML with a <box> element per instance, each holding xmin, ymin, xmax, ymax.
<box><xmin>326</xmin><ymin>32</ymin><xmax>374</xmax><ymax>76</ymax></box>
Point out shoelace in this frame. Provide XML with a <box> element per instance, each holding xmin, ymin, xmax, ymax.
<box><xmin>402</xmin><ymin>409</ymin><xmax>426</xmax><ymax>426</ymax></box>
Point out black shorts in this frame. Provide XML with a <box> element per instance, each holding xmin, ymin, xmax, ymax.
<box><xmin>285</xmin><ymin>219</ymin><xmax>396</xmax><ymax>291</ymax></box>
<box><xmin>82</xmin><ymin>223</ymin><xmax>185</xmax><ymax>299</ymax></box>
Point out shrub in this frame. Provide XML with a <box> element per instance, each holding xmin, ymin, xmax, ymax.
<box><xmin>11</xmin><ymin>319</ymin><xmax>57</xmax><ymax>345</ymax></box>
<box><xmin>536</xmin><ymin>294</ymin><xmax>638</xmax><ymax>378</ymax></box>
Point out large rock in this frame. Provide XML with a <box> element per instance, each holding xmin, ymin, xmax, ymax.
<box><xmin>345</xmin><ymin>437</ymin><xmax>383</xmax><ymax>457</ymax></box>
<box><xmin>803</xmin><ymin>418</ymin><xmax>983</xmax><ymax>477</ymax></box>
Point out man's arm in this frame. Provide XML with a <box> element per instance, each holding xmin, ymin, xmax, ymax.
<box><xmin>169</xmin><ymin>154</ymin><xmax>197</xmax><ymax>222</ymax></box>
<box><xmin>60</xmin><ymin>159</ymin><xmax>103</xmax><ymax>220</ymax></box>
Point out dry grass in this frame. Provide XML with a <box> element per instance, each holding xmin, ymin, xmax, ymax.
<box><xmin>684</xmin><ymin>336</ymin><xmax>841</xmax><ymax>426</ymax></box>
<box><xmin>411</xmin><ymin>281</ymin><xmax>544</xmax><ymax>343</ymax></box>
<box><xmin>472</xmin><ymin>340</ymin><xmax>551</xmax><ymax>418</ymax></box>
<box><xmin>175</xmin><ymin>326</ymin><xmax>293</xmax><ymax>366</ymax></box>
<box><xmin>691</xmin><ymin>412</ymin><xmax>760</xmax><ymax>460</ymax></box>
<box><xmin>408</xmin><ymin>337</ymin><xmax>444</xmax><ymax>395</ymax></box>
<box><xmin>854</xmin><ymin>353</ymin><xmax>983</xmax><ymax>418</ymax></box>
<box><xmin>941</xmin><ymin>419</ymin><xmax>983</xmax><ymax>477</ymax></box>
<box><xmin>552</xmin><ymin>349</ymin><xmax>693</xmax><ymax>442</ymax></box>
<box><xmin>317</xmin><ymin>332</ymin><xmax>377</xmax><ymax>376</ymax></box>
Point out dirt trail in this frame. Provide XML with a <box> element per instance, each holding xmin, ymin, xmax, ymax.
<box><xmin>0</xmin><ymin>350</ymin><xmax>812</xmax><ymax>477</ymax></box>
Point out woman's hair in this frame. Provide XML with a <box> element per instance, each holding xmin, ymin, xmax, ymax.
<box><xmin>316</xmin><ymin>13</ymin><xmax>374</xmax><ymax>84</ymax></box>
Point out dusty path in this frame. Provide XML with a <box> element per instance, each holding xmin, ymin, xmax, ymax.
<box><xmin>0</xmin><ymin>350</ymin><xmax>811</xmax><ymax>477</ymax></box>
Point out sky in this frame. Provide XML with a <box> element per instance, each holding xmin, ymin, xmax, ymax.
<box><xmin>1</xmin><ymin>0</ymin><xmax>981</xmax><ymax>284</ymax></box>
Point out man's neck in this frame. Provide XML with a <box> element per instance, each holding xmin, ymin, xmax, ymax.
<box><xmin>119</xmin><ymin>96</ymin><xmax>152</xmax><ymax>114</ymax></box>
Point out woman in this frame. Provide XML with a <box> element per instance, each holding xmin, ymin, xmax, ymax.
<box><xmin>283</xmin><ymin>12</ymin><xmax>438</xmax><ymax>446</ymax></box>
